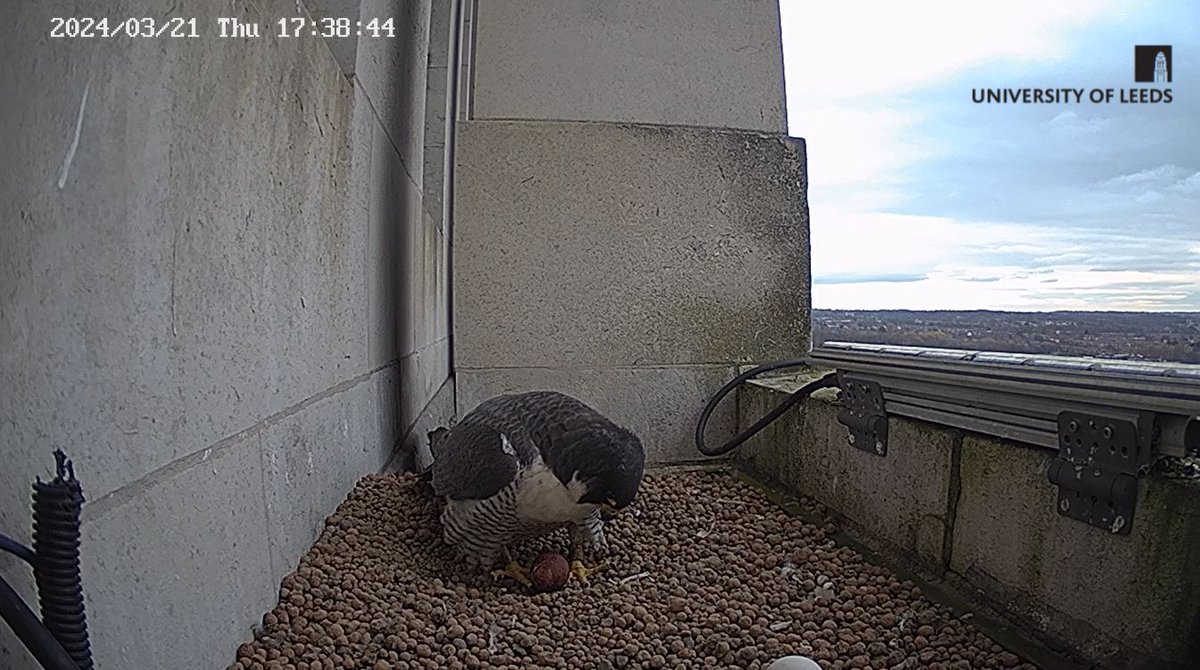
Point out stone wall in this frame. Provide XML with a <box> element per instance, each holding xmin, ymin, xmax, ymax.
<box><xmin>452</xmin><ymin>0</ymin><xmax>807</xmax><ymax>461</ymax></box>
<box><xmin>0</xmin><ymin>0</ymin><xmax>455</xmax><ymax>666</ymax></box>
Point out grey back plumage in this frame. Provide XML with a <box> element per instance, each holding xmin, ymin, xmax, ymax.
<box><xmin>429</xmin><ymin>391</ymin><xmax>644</xmax><ymax>502</ymax></box>
<box><xmin>429</xmin><ymin>422</ymin><xmax>521</xmax><ymax>500</ymax></box>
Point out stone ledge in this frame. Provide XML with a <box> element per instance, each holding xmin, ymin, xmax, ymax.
<box><xmin>735</xmin><ymin>376</ymin><xmax>1200</xmax><ymax>669</ymax></box>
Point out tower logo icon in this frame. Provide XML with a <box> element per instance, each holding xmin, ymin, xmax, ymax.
<box><xmin>1134</xmin><ymin>45</ymin><xmax>1172</xmax><ymax>83</ymax></box>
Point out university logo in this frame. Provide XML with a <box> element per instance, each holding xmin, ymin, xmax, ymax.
<box><xmin>1134</xmin><ymin>45</ymin><xmax>1171</xmax><ymax>84</ymax></box>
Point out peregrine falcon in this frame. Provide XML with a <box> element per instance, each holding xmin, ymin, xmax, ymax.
<box><xmin>425</xmin><ymin>391</ymin><xmax>645</xmax><ymax>586</ymax></box>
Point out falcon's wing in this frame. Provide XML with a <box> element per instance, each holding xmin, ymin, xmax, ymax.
<box><xmin>429</xmin><ymin>423</ymin><xmax>521</xmax><ymax>501</ymax></box>
<box><xmin>464</xmin><ymin>391</ymin><xmax>613</xmax><ymax>459</ymax></box>
<box><xmin>430</xmin><ymin>391</ymin><xmax>630</xmax><ymax>500</ymax></box>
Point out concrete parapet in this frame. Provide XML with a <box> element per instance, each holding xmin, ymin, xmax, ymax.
<box><xmin>736</xmin><ymin>374</ymin><xmax>1200</xmax><ymax>669</ymax></box>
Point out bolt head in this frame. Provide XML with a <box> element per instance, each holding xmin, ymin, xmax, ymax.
<box><xmin>848</xmin><ymin>434</ymin><xmax>856</xmax><ymax>445</ymax></box>
<box><xmin>1060</xmin><ymin>498</ymin><xmax>1071</xmax><ymax>512</ymax></box>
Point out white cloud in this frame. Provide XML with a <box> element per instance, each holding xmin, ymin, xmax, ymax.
<box><xmin>784</xmin><ymin>0</ymin><xmax>1197</xmax><ymax>311</ymax></box>
<box><xmin>1171</xmin><ymin>172</ymin><xmax>1200</xmax><ymax>193</ymax></box>
<box><xmin>810</xmin><ymin>210</ymin><xmax>1064</xmax><ymax>279</ymax></box>
<box><xmin>1101</xmin><ymin>164</ymin><xmax>1190</xmax><ymax>187</ymax></box>
<box><xmin>812</xmin><ymin>210</ymin><xmax>1200</xmax><ymax>310</ymax></box>
<box><xmin>801</xmin><ymin>106</ymin><xmax>929</xmax><ymax>192</ymax></box>
<box><xmin>779</xmin><ymin>0</ymin><xmax>1132</xmax><ymax>105</ymax></box>
<box><xmin>816</xmin><ymin>269</ymin><xmax>1199</xmax><ymax>312</ymax></box>
<box><xmin>1048</xmin><ymin>110</ymin><xmax>1111</xmax><ymax>135</ymax></box>
<box><xmin>784</xmin><ymin>0</ymin><xmax>1198</xmax><ymax>311</ymax></box>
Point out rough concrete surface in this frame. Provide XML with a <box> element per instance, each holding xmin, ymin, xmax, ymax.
<box><xmin>367</xmin><ymin>107</ymin><xmax>416</xmax><ymax>368</ymax></box>
<box><xmin>426</xmin><ymin>0</ymin><xmax>454</xmax><ymax>69</ymax></box>
<box><xmin>1</xmin><ymin>362</ymin><xmax>401</xmax><ymax>670</ymax></box>
<box><xmin>457</xmin><ymin>366</ymin><xmax>738</xmax><ymax>464</ymax></box>
<box><xmin>367</xmin><ymin>118</ymin><xmax>449</xmax><ymax>368</ymax></box>
<box><xmin>421</xmin><ymin>65</ymin><xmax>450</xmax><ymax>229</ymax></box>
<box><xmin>399</xmin><ymin>339</ymin><xmax>451</xmax><ymax>433</ymax></box>
<box><xmin>307</xmin><ymin>0</ymin><xmax>363</xmax><ymax>76</ymax></box>
<box><xmin>0</xmin><ymin>0</ymin><xmax>451</xmax><ymax>667</ymax></box>
<box><xmin>472</xmin><ymin>0</ymin><xmax>786</xmax><ymax>132</ymax></box>
<box><xmin>1</xmin><ymin>0</ymin><xmax>365</xmax><ymax>523</ymax></box>
<box><xmin>261</xmin><ymin>380</ymin><xmax>375</xmax><ymax>579</ymax></box>
<box><xmin>951</xmin><ymin>435</ymin><xmax>1200</xmax><ymax>669</ymax></box>
<box><xmin>356</xmin><ymin>0</ymin><xmax>432</xmax><ymax>187</ymax></box>
<box><xmin>737</xmin><ymin>380</ymin><xmax>956</xmax><ymax>573</ymax></box>
<box><xmin>453</xmin><ymin>120</ymin><xmax>811</xmax><ymax>370</ymax></box>
<box><xmin>80</xmin><ymin>434</ymin><xmax>278</xmax><ymax>668</ymax></box>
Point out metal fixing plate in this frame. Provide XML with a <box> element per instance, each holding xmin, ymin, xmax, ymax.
<box><xmin>837</xmin><ymin>373</ymin><xmax>888</xmax><ymax>456</ymax></box>
<box><xmin>1049</xmin><ymin>411</ymin><xmax>1139</xmax><ymax>535</ymax></box>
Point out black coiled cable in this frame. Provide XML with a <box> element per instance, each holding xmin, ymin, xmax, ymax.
<box><xmin>696</xmin><ymin>360</ymin><xmax>840</xmax><ymax>457</ymax></box>
<box><xmin>32</xmin><ymin>450</ymin><xmax>93</xmax><ymax>670</ymax></box>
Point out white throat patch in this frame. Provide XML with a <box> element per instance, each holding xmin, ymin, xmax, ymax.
<box><xmin>514</xmin><ymin>460</ymin><xmax>598</xmax><ymax>523</ymax></box>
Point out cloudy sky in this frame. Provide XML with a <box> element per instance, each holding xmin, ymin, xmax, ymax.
<box><xmin>780</xmin><ymin>0</ymin><xmax>1199</xmax><ymax>311</ymax></box>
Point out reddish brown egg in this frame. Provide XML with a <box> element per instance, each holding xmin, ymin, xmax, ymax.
<box><xmin>528</xmin><ymin>552</ymin><xmax>570</xmax><ymax>592</ymax></box>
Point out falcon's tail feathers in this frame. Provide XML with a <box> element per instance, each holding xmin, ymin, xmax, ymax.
<box><xmin>417</xmin><ymin>426</ymin><xmax>450</xmax><ymax>497</ymax></box>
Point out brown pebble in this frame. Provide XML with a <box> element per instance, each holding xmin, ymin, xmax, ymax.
<box><xmin>225</xmin><ymin>471</ymin><xmax>1035</xmax><ymax>670</ymax></box>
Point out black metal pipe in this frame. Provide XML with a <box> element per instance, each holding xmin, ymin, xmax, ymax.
<box><xmin>0</xmin><ymin>573</ymin><xmax>80</xmax><ymax>670</ymax></box>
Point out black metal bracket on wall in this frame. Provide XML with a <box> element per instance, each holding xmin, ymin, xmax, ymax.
<box><xmin>836</xmin><ymin>372</ymin><xmax>889</xmax><ymax>456</ymax></box>
<box><xmin>1049</xmin><ymin>410</ymin><xmax>1153</xmax><ymax>535</ymax></box>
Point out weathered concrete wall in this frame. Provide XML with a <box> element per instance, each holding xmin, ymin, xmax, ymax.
<box><xmin>453</xmin><ymin>120</ymin><xmax>811</xmax><ymax>462</ymax></box>
<box><xmin>736</xmin><ymin>375</ymin><xmax>1200</xmax><ymax>669</ymax></box>
<box><xmin>0</xmin><ymin>0</ymin><xmax>453</xmax><ymax>667</ymax></box>
<box><xmin>454</xmin><ymin>1</ymin><xmax>801</xmax><ymax>461</ymax></box>
<box><xmin>951</xmin><ymin>435</ymin><xmax>1200</xmax><ymax>669</ymax></box>
<box><xmin>737</xmin><ymin>383</ymin><xmax>957</xmax><ymax>572</ymax></box>
<box><xmin>471</xmin><ymin>0</ymin><xmax>787</xmax><ymax>132</ymax></box>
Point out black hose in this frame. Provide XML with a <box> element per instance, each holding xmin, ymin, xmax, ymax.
<box><xmin>0</xmin><ymin>533</ymin><xmax>37</xmax><ymax>566</ymax></box>
<box><xmin>32</xmin><ymin>450</ymin><xmax>93</xmax><ymax>670</ymax></box>
<box><xmin>0</xmin><ymin>573</ymin><xmax>80</xmax><ymax>670</ymax></box>
<box><xmin>696</xmin><ymin>361</ymin><xmax>840</xmax><ymax>457</ymax></box>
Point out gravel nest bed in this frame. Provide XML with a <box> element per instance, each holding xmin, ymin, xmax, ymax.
<box><xmin>230</xmin><ymin>470</ymin><xmax>1038</xmax><ymax>670</ymax></box>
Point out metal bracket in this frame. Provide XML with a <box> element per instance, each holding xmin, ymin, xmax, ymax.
<box><xmin>1049</xmin><ymin>411</ymin><xmax>1141</xmax><ymax>535</ymax></box>
<box><xmin>837</xmin><ymin>373</ymin><xmax>888</xmax><ymax>456</ymax></box>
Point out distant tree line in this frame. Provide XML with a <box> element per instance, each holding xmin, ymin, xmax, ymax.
<box><xmin>812</xmin><ymin>310</ymin><xmax>1200</xmax><ymax>364</ymax></box>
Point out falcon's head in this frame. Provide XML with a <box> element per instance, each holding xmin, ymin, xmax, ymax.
<box><xmin>551</xmin><ymin>424</ymin><xmax>646</xmax><ymax>514</ymax></box>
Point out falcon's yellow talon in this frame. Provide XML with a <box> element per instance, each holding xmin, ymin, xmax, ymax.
<box><xmin>570</xmin><ymin>559</ymin><xmax>609</xmax><ymax>586</ymax></box>
<box><xmin>491</xmin><ymin>560</ymin><xmax>532</xmax><ymax>587</ymax></box>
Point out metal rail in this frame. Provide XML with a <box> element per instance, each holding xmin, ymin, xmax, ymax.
<box><xmin>806</xmin><ymin>341</ymin><xmax>1200</xmax><ymax>535</ymax></box>
<box><xmin>809</xmin><ymin>341</ymin><xmax>1200</xmax><ymax>457</ymax></box>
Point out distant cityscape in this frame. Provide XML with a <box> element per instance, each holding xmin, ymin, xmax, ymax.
<box><xmin>812</xmin><ymin>310</ymin><xmax>1200</xmax><ymax>364</ymax></box>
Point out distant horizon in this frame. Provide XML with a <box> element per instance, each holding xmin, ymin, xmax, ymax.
<box><xmin>812</xmin><ymin>307</ymin><xmax>1200</xmax><ymax>315</ymax></box>
<box><xmin>780</xmin><ymin>0</ymin><xmax>1199</xmax><ymax>312</ymax></box>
